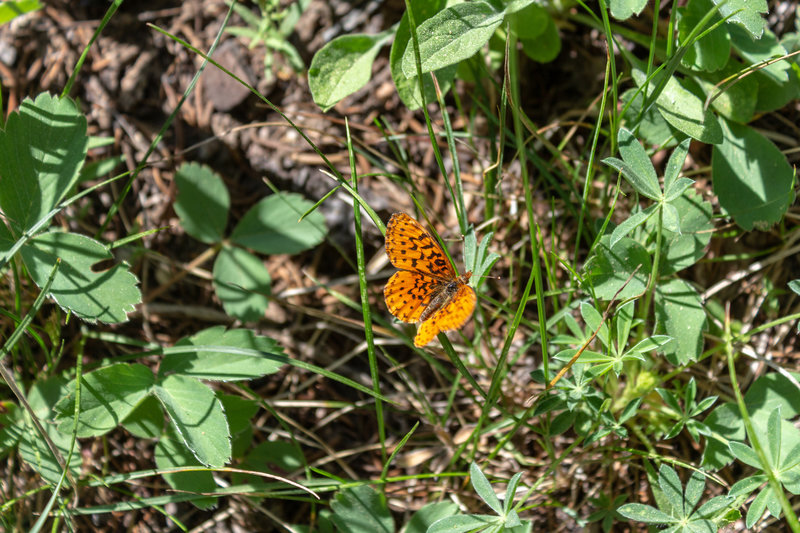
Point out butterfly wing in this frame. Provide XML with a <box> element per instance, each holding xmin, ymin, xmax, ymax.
<box><xmin>385</xmin><ymin>213</ymin><xmax>456</xmax><ymax>279</ymax></box>
<box><xmin>384</xmin><ymin>270</ymin><xmax>439</xmax><ymax>323</ymax></box>
<box><xmin>414</xmin><ymin>283</ymin><xmax>476</xmax><ymax>347</ymax></box>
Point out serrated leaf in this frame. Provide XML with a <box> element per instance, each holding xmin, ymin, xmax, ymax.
<box><xmin>609</xmin><ymin>0</ymin><xmax>647</xmax><ymax>20</ymax></box>
<box><xmin>0</xmin><ymin>93</ymin><xmax>87</xmax><ymax>234</ymax></box>
<box><xmin>54</xmin><ymin>363</ymin><xmax>154</xmax><ymax>437</ymax></box>
<box><xmin>15</xmin><ymin>377</ymin><xmax>82</xmax><ymax>484</ymax></box>
<box><xmin>213</xmin><ymin>245</ymin><xmax>271</xmax><ymax>321</ymax></box>
<box><xmin>713</xmin><ymin>0</ymin><xmax>766</xmax><ymax>37</ymax></box>
<box><xmin>729</xmin><ymin>24</ymin><xmax>789</xmax><ymax>82</ymax></box>
<box><xmin>174</xmin><ymin>162</ymin><xmax>229</xmax><ymax>244</ymax></box>
<box><xmin>712</xmin><ymin>119</ymin><xmax>794</xmax><ymax>231</ymax></box>
<box><xmin>330</xmin><ymin>485</ymin><xmax>394</xmax><ymax>533</ymax></box>
<box><xmin>632</xmin><ymin>69</ymin><xmax>723</xmax><ymax>144</ymax></box>
<box><xmin>309</xmin><ymin>31</ymin><xmax>393</xmax><ymax>112</ymax></box>
<box><xmin>155</xmin><ymin>430</ymin><xmax>217</xmax><ymax>509</ymax></box>
<box><xmin>160</xmin><ymin>326</ymin><xmax>285</xmax><ymax>381</ymax></box>
<box><xmin>401</xmin><ymin>1</ymin><xmax>504</xmax><ymax>77</ymax></box>
<box><xmin>654</xmin><ymin>278</ymin><xmax>706</xmax><ymax>365</ymax></box>
<box><xmin>121</xmin><ymin>395</ymin><xmax>164</xmax><ymax>439</ymax></box>
<box><xmin>230</xmin><ymin>193</ymin><xmax>327</xmax><ymax>254</ymax></box>
<box><xmin>154</xmin><ymin>374</ymin><xmax>231</xmax><ymax>468</ymax></box>
<box><xmin>20</xmin><ymin>232</ymin><xmax>141</xmax><ymax>323</ymax></box>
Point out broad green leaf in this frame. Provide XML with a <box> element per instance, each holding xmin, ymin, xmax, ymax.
<box><xmin>160</xmin><ymin>326</ymin><xmax>285</xmax><ymax>381</ymax></box>
<box><xmin>20</xmin><ymin>231</ymin><xmax>141</xmax><ymax>323</ymax></box>
<box><xmin>54</xmin><ymin>363</ymin><xmax>154</xmax><ymax>437</ymax></box>
<box><xmin>662</xmin><ymin>203</ymin><xmax>681</xmax><ymax>233</ymax></box>
<box><xmin>230</xmin><ymin>192</ymin><xmax>327</xmax><ymax>254</ymax></box>
<box><xmin>520</xmin><ymin>12</ymin><xmax>561</xmax><ymax>63</ymax></box>
<box><xmin>121</xmin><ymin>395</ymin><xmax>164</xmax><ymax>439</ymax></box>
<box><xmin>309</xmin><ymin>31</ymin><xmax>393</xmax><ymax>112</ymax></box>
<box><xmin>330</xmin><ymin>485</ymin><xmax>394</xmax><ymax>533</ymax></box>
<box><xmin>154</xmin><ymin>374</ymin><xmax>231</xmax><ymax>468</ymax></box>
<box><xmin>729</xmin><ymin>25</ymin><xmax>789</xmax><ymax>83</ymax></box>
<box><xmin>653</xmin><ymin>189</ymin><xmax>713</xmax><ymax>275</ymax></box>
<box><xmin>582</xmin><ymin>236</ymin><xmax>651</xmax><ymax>300</ymax></box>
<box><xmin>607</xmin><ymin>128</ymin><xmax>661</xmax><ymax>199</ymax></box>
<box><xmin>213</xmin><ymin>245</ymin><xmax>271</xmax><ymax>322</ymax></box>
<box><xmin>405</xmin><ymin>502</ymin><xmax>459</xmax><ymax>533</ymax></box>
<box><xmin>694</xmin><ymin>62</ymin><xmax>758</xmax><ymax>123</ymax></box>
<box><xmin>621</xmin><ymin>88</ymin><xmax>679</xmax><ymax>148</ymax></box>
<box><xmin>678</xmin><ymin>0</ymin><xmax>730</xmax><ymax>72</ymax></box>
<box><xmin>711</xmin><ymin>119</ymin><xmax>794</xmax><ymax>230</ymax></box>
<box><xmin>0</xmin><ymin>218</ymin><xmax>16</xmax><ymax>265</ymax></box>
<box><xmin>174</xmin><ymin>162</ymin><xmax>229</xmax><ymax>244</ymax></box>
<box><xmin>609</xmin><ymin>0</ymin><xmax>647</xmax><ymax>20</ymax></box>
<box><xmin>508</xmin><ymin>3</ymin><xmax>549</xmax><ymax>40</ymax></box>
<box><xmin>221</xmin><ymin>394</ymin><xmax>258</xmax><ymax>457</ymax></box>
<box><xmin>632</xmin><ymin>69</ymin><xmax>723</xmax><ymax>144</ymax></box>
<box><xmin>155</xmin><ymin>429</ymin><xmax>217</xmax><ymax>509</ymax></box>
<box><xmin>0</xmin><ymin>0</ymin><xmax>42</xmax><ymax>25</ymax></box>
<box><xmin>753</xmin><ymin>68</ymin><xmax>800</xmax><ymax>113</ymax></box>
<box><xmin>702</xmin><ymin>402</ymin><xmax>745</xmax><ymax>469</ymax></box>
<box><xmin>713</xmin><ymin>0</ymin><xmax>766</xmax><ymax>38</ymax></box>
<box><xmin>654</xmin><ymin>278</ymin><xmax>706</xmax><ymax>365</ymax></box>
<box><xmin>16</xmin><ymin>377</ymin><xmax>82</xmax><ymax>484</ymax></box>
<box><xmin>390</xmin><ymin>0</ymin><xmax>455</xmax><ymax>110</ymax></box>
<box><xmin>0</xmin><ymin>93</ymin><xmax>87</xmax><ymax>234</ymax></box>
<box><xmin>401</xmin><ymin>1</ymin><xmax>504</xmax><ymax>77</ymax></box>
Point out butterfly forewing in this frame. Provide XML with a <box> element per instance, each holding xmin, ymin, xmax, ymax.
<box><xmin>385</xmin><ymin>213</ymin><xmax>456</xmax><ymax>280</ymax></box>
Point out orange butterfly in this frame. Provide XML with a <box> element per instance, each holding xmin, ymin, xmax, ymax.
<box><xmin>384</xmin><ymin>213</ymin><xmax>476</xmax><ymax>347</ymax></box>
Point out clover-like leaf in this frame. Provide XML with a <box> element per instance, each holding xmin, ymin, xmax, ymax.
<box><xmin>20</xmin><ymin>231</ymin><xmax>141</xmax><ymax>323</ymax></box>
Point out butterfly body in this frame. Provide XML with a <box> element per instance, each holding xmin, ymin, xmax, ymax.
<box><xmin>383</xmin><ymin>213</ymin><xmax>476</xmax><ymax>347</ymax></box>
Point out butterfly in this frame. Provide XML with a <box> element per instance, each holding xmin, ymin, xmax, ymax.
<box><xmin>383</xmin><ymin>213</ymin><xmax>476</xmax><ymax>347</ymax></box>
